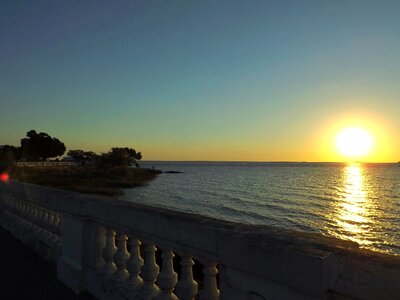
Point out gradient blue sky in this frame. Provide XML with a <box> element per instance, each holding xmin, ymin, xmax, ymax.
<box><xmin>1</xmin><ymin>1</ymin><xmax>399</xmax><ymax>161</ymax></box>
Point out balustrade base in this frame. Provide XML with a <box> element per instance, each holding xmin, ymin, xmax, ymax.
<box><xmin>57</xmin><ymin>256</ymin><xmax>88</xmax><ymax>294</ymax></box>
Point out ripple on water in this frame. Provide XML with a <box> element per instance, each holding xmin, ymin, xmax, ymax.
<box><xmin>122</xmin><ymin>162</ymin><xmax>400</xmax><ymax>255</ymax></box>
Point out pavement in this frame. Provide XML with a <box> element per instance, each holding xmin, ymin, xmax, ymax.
<box><xmin>0</xmin><ymin>227</ymin><xmax>94</xmax><ymax>300</ymax></box>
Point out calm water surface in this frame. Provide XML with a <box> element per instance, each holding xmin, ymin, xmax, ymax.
<box><xmin>120</xmin><ymin>162</ymin><xmax>400</xmax><ymax>255</ymax></box>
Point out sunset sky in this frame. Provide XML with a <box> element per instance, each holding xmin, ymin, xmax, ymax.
<box><xmin>1</xmin><ymin>1</ymin><xmax>399</xmax><ymax>162</ymax></box>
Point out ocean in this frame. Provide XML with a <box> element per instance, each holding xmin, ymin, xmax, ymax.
<box><xmin>120</xmin><ymin>162</ymin><xmax>400</xmax><ymax>255</ymax></box>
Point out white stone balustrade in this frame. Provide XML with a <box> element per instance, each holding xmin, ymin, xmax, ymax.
<box><xmin>1</xmin><ymin>181</ymin><xmax>400</xmax><ymax>300</ymax></box>
<box><xmin>176</xmin><ymin>254</ymin><xmax>198</xmax><ymax>300</ymax></box>
<box><xmin>101</xmin><ymin>228</ymin><xmax>117</xmax><ymax>276</ymax></box>
<box><xmin>0</xmin><ymin>190</ymin><xmax>62</xmax><ymax>261</ymax></box>
<box><xmin>125</xmin><ymin>238</ymin><xmax>144</xmax><ymax>293</ymax></box>
<box><xmin>156</xmin><ymin>248</ymin><xmax>178</xmax><ymax>300</ymax></box>
<box><xmin>112</xmin><ymin>232</ymin><xmax>130</xmax><ymax>283</ymax></box>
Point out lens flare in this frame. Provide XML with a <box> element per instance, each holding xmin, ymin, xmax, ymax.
<box><xmin>0</xmin><ymin>172</ymin><xmax>10</xmax><ymax>183</ymax></box>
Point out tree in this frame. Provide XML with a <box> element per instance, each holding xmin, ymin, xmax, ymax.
<box><xmin>0</xmin><ymin>145</ymin><xmax>19</xmax><ymax>172</ymax></box>
<box><xmin>98</xmin><ymin>147</ymin><xmax>142</xmax><ymax>167</ymax></box>
<box><xmin>67</xmin><ymin>150</ymin><xmax>98</xmax><ymax>162</ymax></box>
<box><xmin>21</xmin><ymin>130</ymin><xmax>66</xmax><ymax>161</ymax></box>
<box><xmin>0</xmin><ymin>145</ymin><xmax>21</xmax><ymax>160</ymax></box>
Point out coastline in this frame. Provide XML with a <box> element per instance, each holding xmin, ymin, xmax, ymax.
<box><xmin>9</xmin><ymin>166</ymin><xmax>162</xmax><ymax>195</ymax></box>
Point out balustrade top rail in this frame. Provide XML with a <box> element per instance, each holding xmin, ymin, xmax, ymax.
<box><xmin>1</xmin><ymin>180</ymin><xmax>400</xmax><ymax>300</ymax></box>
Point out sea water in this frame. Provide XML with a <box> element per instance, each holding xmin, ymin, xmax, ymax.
<box><xmin>121</xmin><ymin>162</ymin><xmax>400</xmax><ymax>255</ymax></box>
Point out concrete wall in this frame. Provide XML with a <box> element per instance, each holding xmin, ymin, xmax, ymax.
<box><xmin>0</xmin><ymin>181</ymin><xmax>399</xmax><ymax>300</ymax></box>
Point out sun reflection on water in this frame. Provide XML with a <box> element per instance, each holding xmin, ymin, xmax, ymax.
<box><xmin>331</xmin><ymin>164</ymin><xmax>375</xmax><ymax>246</ymax></box>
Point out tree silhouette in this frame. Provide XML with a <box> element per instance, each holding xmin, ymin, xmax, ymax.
<box><xmin>0</xmin><ymin>145</ymin><xmax>21</xmax><ymax>172</ymax></box>
<box><xmin>99</xmin><ymin>147</ymin><xmax>142</xmax><ymax>167</ymax></box>
<box><xmin>0</xmin><ymin>145</ymin><xmax>21</xmax><ymax>160</ymax></box>
<box><xmin>21</xmin><ymin>130</ymin><xmax>66</xmax><ymax>161</ymax></box>
<box><xmin>67</xmin><ymin>150</ymin><xmax>98</xmax><ymax>161</ymax></box>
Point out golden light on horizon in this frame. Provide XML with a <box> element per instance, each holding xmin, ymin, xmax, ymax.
<box><xmin>316</xmin><ymin>111</ymin><xmax>393</xmax><ymax>162</ymax></box>
<box><xmin>335</xmin><ymin>127</ymin><xmax>374</xmax><ymax>159</ymax></box>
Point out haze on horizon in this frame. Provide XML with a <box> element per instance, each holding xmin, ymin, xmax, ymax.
<box><xmin>1</xmin><ymin>1</ymin><xmax>399</xmax><ymax>162</ymax></box>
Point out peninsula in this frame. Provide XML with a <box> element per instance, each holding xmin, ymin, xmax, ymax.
<box><xmin>1</xmin><ymin>130</ymin><xmax>161</xmax><ymax>195</ymax></box>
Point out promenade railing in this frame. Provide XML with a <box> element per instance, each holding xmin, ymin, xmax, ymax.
<box><xmin>0</xmin><ymin>181</ymin><xmax>399</xmax><ymax>300</ymax></box>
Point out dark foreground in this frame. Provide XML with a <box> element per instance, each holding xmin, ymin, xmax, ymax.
<box><xmin>0</xmin><ymin>226</ymin><xmax>94</xmax><ymax>300</ymax></box>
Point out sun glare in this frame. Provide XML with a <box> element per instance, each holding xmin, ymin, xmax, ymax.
<box><xmin>335</xmin><ymin>127</ymin><xmax>373</xmax><ymax>159</ymax></box>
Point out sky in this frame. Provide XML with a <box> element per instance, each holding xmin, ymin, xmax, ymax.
<box><xmin>1</xmin><ymin>1</ymin><xmax>399</xmax><ymax>162</ymax></box>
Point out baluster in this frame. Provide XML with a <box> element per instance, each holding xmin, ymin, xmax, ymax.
<box><xmin>56</xmin><ymin>215</ymin><xmax>63</xmax><ymax>248</ymax></box>
<box><xmin>43</xmin><ymin>209</ymin><xmax>52</xmax><ymax>240</ymax></box>
<box><xmin>9</xmin><ymin>196</ymin><xmax>14</xmax><ymax>214</ymax></box>
<box><xmin>30</xmin><ymin>204</ymin><xmax>38</xmax><ymax>232</ymax></box>
<box><xmin>21</xmin><ymin>202</ymin><xmax>30</xmax><ymax>230</ymax></box>
<box><xmin>24</xmin><ymin>202</ymin><xmax>31</xmax><ymax>224</ymax></box>
<box><xmin>20</xmin><ymin>201</ymin><xmax>26</xmax><ymax>218</ymax></box>
<box><xmin>155</xmin><ymin>249</ymin><xmax>178</xmax><ymax>300</ymax></box>
<box><xmin>49</xmin><ymin>210</ymin><xmax>57</xmax><ymax>234</ymax></box>
<box><xmin>47</xmin><ymin>210</ymin><xmax>56</xmax><ymax>238</ymax></box>
<box><xmin>102</xmin><ymin>228</ymin><xmax>117</xmax><ymax>276</ymax></box>
<box><xmin>53</xmin><ymin>212</ymin><xmax>61</xmax><ymax>235</ymax></box>
<box><xmin>14</xmin><ymin>200</ymin><xmax>23</xmax><ymax>235</ymax></box>
<box><xmin>37</xmin><ymin>207</ymin><xmax>44</xmax><ymax>225</ymax></box>
<box><xmin>9</xmin><ymin>196</ymin><xmax>14</xmax><ymax>210</ymax></box>
<box><xmin>47</xmin><ymin>210</ymin><xmax>58</xmax><ymax>244</ymax></box>
<box><xmin>37</xmin><ymin>207</ymin><xmax>44</xmax><ymax>233</ymax></box>
<box><xmin>34</xmin><ymin>207</ymin><xmax>44</xmax><ymax>235</ymax></box>
<box><xmin>18</xmin><ymin>200</ymin><xmax>23</xmax><ymax>214</ymax></box>
<box><xmin>10</xmin><ymin>196</ymin><xmax>14</xmax><ymax>210</ymax></box>
<box><xmin>21</xmin><ymin>201</ymin><xmax>26</xmax><ymax>215</ymax></box>
<box><xmin>199</xmin><ymin>261</ymin><xmax>219</xmax><ymax>300</ymax></box>
<box><xmin>139</xmin><ymin>241</ymin><xmax>160</xmax><ymax>299</ymax></box>
<box><xmin>12</xmin><ymin>198</ymin><xmax>18</xmax><ymax>214</ymax></box>
<box><xmin>31</xmin><ymin>205</ymin><xmax>39</xmax><ymax>233</ymax></box>
<box><xmin>47</xmin><ymin>210</ymin><xmax>54</xmax><ymax>229</ymax></box>
<box><xmin>125</xmin><ymin>238</ymin><xmax>144</xmax><ymax>292</ymax></box>
<box><xmin>18</xmin><ymin>201</ymin><xmax>25</xmax><ymax>222</ymax></box>
<box><xmin>16</xmin><ymin>199</ymin><xmax>21</xmax><ymax>213</ymax></box>
<box><xmin>42</xmin><ymin>208</ymin><xmax>49</xmax><ymax>227</ymax></box>
<box><xmin>95</xmin><ymin>225</ymin><xmax>106</xmax><ymax>269</ymax></box>
<box><xmin>24</xmin><ymin>202</ymin><xmax>29</xmax><ymax>218</ymax></box>
<box><xmin>24</xmin><ymin>203</ymin><xmax>33</xmax><ymax>231</ymax></box>
<box><xmin>19</xmin><ymin>201</ymin><xmax>27</xmax><ymax>230</ymax></box>
<box><xmin>42</xmin><ymin>208</ymin><xmax>52</xmax><ymax>240</ymax></box>
<box><xmin>112</xmin><ymin>232</ymin><xmax>129</xmax><ymax>282</ymax></box>
<box><xmin>176</xmin><ymin>254</ymin><xmax>198</xmax><ymax>300</ymax></box>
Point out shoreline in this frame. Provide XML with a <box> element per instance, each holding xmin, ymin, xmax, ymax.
<box><xmin>8</xmin><ymin>165</ymin><xmax>162</xmax><ymax>195</ymax></box>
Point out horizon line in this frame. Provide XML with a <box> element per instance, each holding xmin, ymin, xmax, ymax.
<box><xmin>141</xmin><ymin>160</ymin><xmax>399</xmax><ymax>164</ymax></box>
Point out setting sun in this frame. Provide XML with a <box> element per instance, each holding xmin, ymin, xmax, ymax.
<box><xmin>335</xmin><ymin>127</ymin><xmax>374</xmax><ymax>159</ymax></box>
